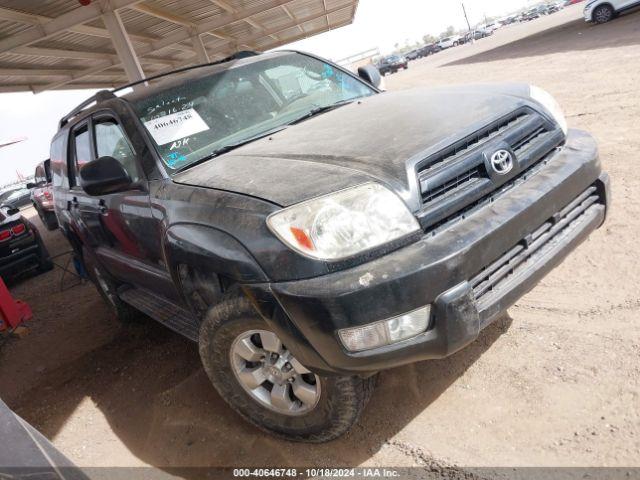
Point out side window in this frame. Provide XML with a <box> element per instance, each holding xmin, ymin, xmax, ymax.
<box><xmin>94</xmin><ymin>119</ymin><xmax>139</xmax><ymax>182</ymax></box>
<box><xmin>50</xmin><ymin>135</ymin><xmax>66</xmax><ymax>188</ymax></box>
<box><xmin>44</xmin><ymin>160</ymin><xmax>52</xmax><ymax>183</ymax></box>
<box><xmin>34</xmin><ymin>165</ymin><xmax>45</xmax><ymax>184</ymax></box>
<box><xmin>71</xmin><ymin>125</ymin><xmax>91</xmax><ymax>188</ymax></box>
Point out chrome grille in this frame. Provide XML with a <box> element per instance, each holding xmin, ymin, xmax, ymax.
<box><xmin>418</xmin><ymin>111</ymin><xmax>530</xmax><ymax>175</ymax></box>
<box><xmin>416</xmin><ymin>108</ymin><xmax>565</xmax><ymax>231</ymax></box>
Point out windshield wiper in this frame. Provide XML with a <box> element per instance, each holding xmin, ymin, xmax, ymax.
<box><xmin>174</xmin><ymin>126</ymin><xmax>287</xmax><ymax>174</ymax></box>
<box><xmin>174</xmin><ymin>100</ymin><xmax>356</xmax><ymax>174</ymax></box>
<box><xmin>286</xmin><ymin>99</ymin><xmax>356</xmax><ymax>126</ymax></box>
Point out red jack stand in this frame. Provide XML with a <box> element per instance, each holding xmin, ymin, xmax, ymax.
<box><xmin>0</xmin><ymin>277</ymin><xmax>32</xmax><ymax>335</ymax></box>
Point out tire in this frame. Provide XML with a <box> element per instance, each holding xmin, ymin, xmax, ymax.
<box><xmin>593</xmin><ymin>4</ymin><xmax>614</xmax><ymax>23</ymax></box>
<box><xmin>37</xmin><ymin>207</ymin><xmax>58</xmax><ymax>231</ymax></box>
<box><xmin>36</xmin><ymin>236</ymin><xmax>53</xmax><ymax>273</ymax></box>
<box><xmin>82</xmin><ymin>247</ymin><xmax>140</xmax><ymax>323</ymax></box>
<box><xmin>43</xmin><ymin>211</ymin><xmax>58</xmax><ymax>231</ymax></box>
<box><xmin>199</xmin><ymin>294</ymin><xmax>377</xmax><ymax>443</ymax></box>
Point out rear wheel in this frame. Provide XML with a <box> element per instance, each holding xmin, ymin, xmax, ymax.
<box><xmin>83</xmin><ymin>247</ymin><xmax>139</xmax><ymax>323</ymax></box>
<box><xmin>43</xmin><ymin>211</ymin><xmax>58</xmax><ymax>231</ymax></box>
<box><xmin>37</xmin><ymin>208</ymin><xmax>58</xmax><ymax>231</ymax></box>
<box><xmin>36</xmin><ymin>236</ymin><xmax>53</xmax><ymax>273</ymax></box>
<box><xmin>199</xmin><ymin>294</ymin><xmax>376</xmax><ymax>442</ymax></box>
<box><xmin>593</xmin><ymin>4</ymin><xmax>614</xmax><ymax>23</ymax></box>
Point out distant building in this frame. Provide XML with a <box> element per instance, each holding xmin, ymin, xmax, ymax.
<box><xmin>335</xmin><ymin>48</ymin><xmax>381</xmax><ymax>71</ymax></box>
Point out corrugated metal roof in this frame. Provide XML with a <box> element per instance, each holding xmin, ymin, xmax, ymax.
<box><xmin>0</xmin><ymin>0</ymin><xmax>357</xmax><ymax>93</ymax></box>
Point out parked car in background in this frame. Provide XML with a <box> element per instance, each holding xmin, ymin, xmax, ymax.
<box><xmin>521</xmin><ymin>9</ymin><xmax>541</xmax><ymax>21</ymax></box>
<box><xmin>377</xmin><ymin>54</ymin><xmax>408</xmax><ymax>75</ymax></box>
<box><xmin>405</xmin><ymin>49</ymin><xmax>421</xmax><ymax>61</ymax></box>
<box><xmin>485</xmin><ymin>21</ymin><xmax>502</xmax><ymax>31</ymax></box>
<box><xmin>463</xmin><ymin>28</ymin><xmax>492</xmax><ymax>43</ymax></box>
<box><xmin>547</xmin><ymin>2</ymin><xmax>564</xmax><ymax>13</ymax></box>
<box><xmin>419</xmin><ymin>43</ymin><xmax>440</xmax><ymax>56</ymax></box>
<box><xmin>0</xmin><ymin>187</ymin><xmax>31</xmax><ymax>210</ymax></box>
<box><xmin>27</xmin><ymin>159</ymin><xmax>58</xmax><ymax>230</ymax></box>
<box><xmin>0</xmin><ymin>204</ymin><xmax>52</xmax><ymax>280</ymax></box>
<box><xmin>52</xmin><ymin>50</ymin><xmax>609</xmax><ymax>442</ymax></box>
<box><xmin>436</xmin><ymin>35</ymin><xmax>462</xmax><ymax>49</ymax></box>
<box><xmin>584</xmin><ymin>0</ymin><xmax>640</xmax><ymax>23</ymax></box>
<box><xmin>536</xmin><ymin>4</ymin><xmax>551</xmax><ymax>15</ymax></box>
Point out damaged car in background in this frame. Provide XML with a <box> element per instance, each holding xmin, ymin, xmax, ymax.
<box><xmin>51</xmin><ymin>50</ymin><xmax>610</xmax><ymax>442</ymax></box>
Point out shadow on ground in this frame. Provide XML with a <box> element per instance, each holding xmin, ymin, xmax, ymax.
<box><xmin>1</xmin><ymin>210</ymin><xmax>514</xmax><ymax>472</ymax></box>
<box><xmin>444</xmin><ymin>12</ymin><xmax>640</xmax><ymax>67</ymax></box>
<box><xmin>5</xmin><ymin>293</ymin><xmax>512</xmax><ymax>473</ymax></box>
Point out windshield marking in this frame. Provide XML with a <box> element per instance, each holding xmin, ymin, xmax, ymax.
<box><xmin>143</xmin><ymin>108</ymin><xmax>209</xmax><ymax>146</ymax></box>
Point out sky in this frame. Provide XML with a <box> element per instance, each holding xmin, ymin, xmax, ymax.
<box><xmin>0</xmin><ymin>0</ymin><xmax>533</xmax><ymax>185</ymax></box>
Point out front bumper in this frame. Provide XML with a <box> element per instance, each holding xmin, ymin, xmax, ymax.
<box><xmin>250</xmin><ymin>130</ymin><xmax>610</xmax><ymax>376</ymax></box>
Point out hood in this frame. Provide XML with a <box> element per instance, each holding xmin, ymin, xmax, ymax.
<box><xmin>173</xmin><ymin>84</ymin><xmax>534</xmax><ymax>208</ymax></box>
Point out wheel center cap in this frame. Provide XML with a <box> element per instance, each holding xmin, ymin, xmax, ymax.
<box><xmin>268</xmin><ymin>366</ymin><xmax>282</xmax><ymax>380</ymax></box>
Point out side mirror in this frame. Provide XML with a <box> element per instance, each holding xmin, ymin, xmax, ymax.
<box><xmin>358</xmin><ymin>64</ymin><xmax>383</xmax><ymax>89</ymax></box>
<box><xmin>26</xmin><ymin>182</ymin><xmax>36</xmax><ymax>189</ymax></box>
<box><xmin>79</xmin><ymin>156</ymin><xmax>132</xmax><ymax>196</ymax></box>
<box><xmin>5</xmin><ymin>206</ymin><xmax>20</xmax><ymax>216</ymax></box>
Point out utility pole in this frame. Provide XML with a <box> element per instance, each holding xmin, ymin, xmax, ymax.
<box><xmin>461</xmin><ymin>2</ymin><xmax>474</xmax><ymax>44</ymax></box>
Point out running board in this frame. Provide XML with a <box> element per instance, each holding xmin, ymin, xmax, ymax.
<box><xmin>119</xmin><ymin>288</ymin><xmax>200</xmax><ymax>342</ymax></box>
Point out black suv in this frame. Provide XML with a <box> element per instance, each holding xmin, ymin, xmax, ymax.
<box><xmin>52</xmin><ymin>51</ymin><xmax>610</xmax><ymax>442</ymax></box>
<box><xmin>377</xmin><ymin>54</ymin><xmax>409</xmax><ymax>75</ymax></box>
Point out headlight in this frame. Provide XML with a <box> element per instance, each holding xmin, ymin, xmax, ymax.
<box><xmin>267</xmin><ymin>183</ymin><xmax>419</xmax><ymax>261</ymax></box>
<box><xmin>529</xmin><ymin>85</ymin><xmax>568</xmax><ymax>134</ymax></box>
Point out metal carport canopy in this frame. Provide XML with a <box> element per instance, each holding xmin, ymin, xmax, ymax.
<box><xmin>0</xmin><ymin>0</ymin><xmax>358</xmax><ymax>94</ymax></box>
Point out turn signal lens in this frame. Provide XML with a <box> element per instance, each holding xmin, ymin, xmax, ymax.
<box><xmin>338</xmin><ymin>305</ymin><xmax>431</xmax><ymax>352</ymax></box>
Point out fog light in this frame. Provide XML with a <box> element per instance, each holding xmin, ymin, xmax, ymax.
<box><xmin>338</xmin><ymin>306</ymin><xmax>431</xmax><ymax>352</ymax></box>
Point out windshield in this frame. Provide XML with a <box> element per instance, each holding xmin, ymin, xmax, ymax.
<box><xmin>6</xmin><ymin>189</ymin><xmax>28</xmax><ymax>201</ymax></box>
<box><xmin>133</xmin><ymin>53</ymin><xmax>375</xmax><ymax>173</ymax></box>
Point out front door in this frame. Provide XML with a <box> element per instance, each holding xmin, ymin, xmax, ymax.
<box><xmin>72</xmin><ymin>113</ymin><xmax>180</xmax><ymax>302</ymax></box>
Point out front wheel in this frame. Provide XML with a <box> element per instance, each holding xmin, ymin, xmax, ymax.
<box><xmin>199</xmin><ymin>294</ymin><xmax>376</xmax><ymax>443</ymax></box>
<box><xmin>593</xmin><ymin>4</ymin><xmax>614</xmax><ymax>23</ymax></box>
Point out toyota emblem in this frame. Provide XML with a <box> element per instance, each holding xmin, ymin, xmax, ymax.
<box><xmin>490</xmin><ymin>149</ymin><xmax>514</xmax><ymax>175</ymax></box>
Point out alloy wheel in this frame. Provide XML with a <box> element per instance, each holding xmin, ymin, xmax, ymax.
<box><xmin>594</xmin><ymin>6</ymin><xmax>613</xmax><ymax>23</ymax></box>
<box><xmin>230</xmin><ymin>329</ymin><xmax>321</xmax><ymax>416</ymax></box>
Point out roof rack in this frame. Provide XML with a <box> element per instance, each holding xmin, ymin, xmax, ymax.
<box><xmin>58</xmin><ymin>90</ymin><xmax>116</xmax><ymax>129</ymax></box>
<box><xmin>58</xmin><ymin>50</ymin><xmax>261</xmax><ymax>129</ymax></box>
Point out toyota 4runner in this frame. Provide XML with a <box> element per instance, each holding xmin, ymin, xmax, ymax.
<box><xmin>51</xmin><ymin>51</ymin><xmax>610</xmax><ymax>442</ymax></box>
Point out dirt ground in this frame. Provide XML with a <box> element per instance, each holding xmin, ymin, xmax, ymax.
<box><xmin>0</xmin><ymin>4</ymin><xmax>638</xmax><ymax>473</ymax></box>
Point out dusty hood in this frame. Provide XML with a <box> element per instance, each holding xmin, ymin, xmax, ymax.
<box><xmin>173</xmin><ymin>85</ymin><xmax>533</xmax><ymax>207</ymax></box>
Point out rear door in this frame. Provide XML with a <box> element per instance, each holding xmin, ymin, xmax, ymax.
<box><xmin>67</xmin><ymin>121</ymin><xmax>102</xmax><ymax>247</ymax></box>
